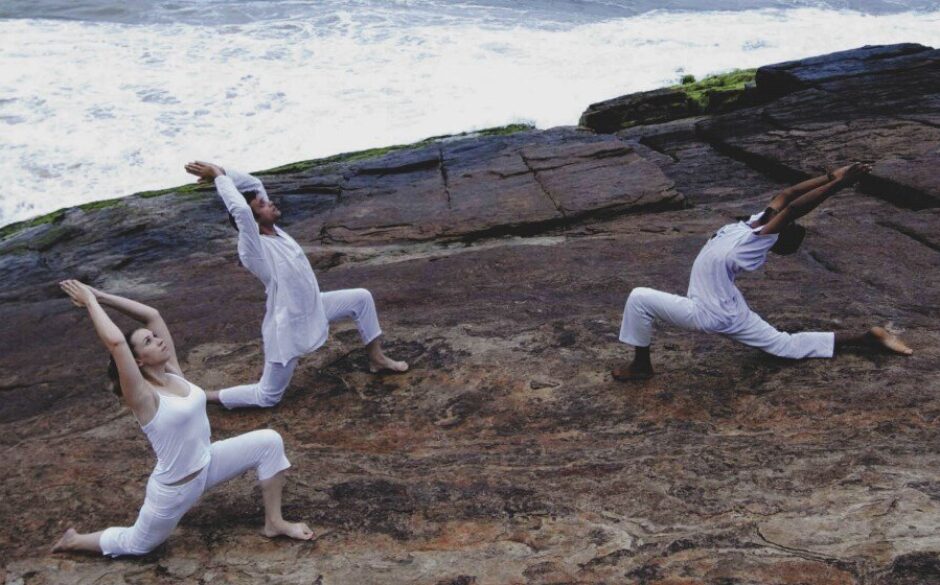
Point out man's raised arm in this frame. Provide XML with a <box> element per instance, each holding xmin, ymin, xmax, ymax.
<box><xmin>184</xmin><ymin>161</ymin><xmax>271</xmax><ymax>283</ymax></box>
<box><xmin>224</xmin><ymin>168</ymin><xmax>269</xmax><ymax>201</ymax></box>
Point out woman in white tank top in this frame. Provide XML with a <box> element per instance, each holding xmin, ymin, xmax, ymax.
<box><xmin>52</xmin><ymin>280</ymin><xmax>314</xmax><ymax>557</ymax></box>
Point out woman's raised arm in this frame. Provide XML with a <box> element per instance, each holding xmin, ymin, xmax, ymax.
<box><xmin>89</xmin><ymin>286</ymin><xmax>182</xmax><ymax>376</ymax></box>
<box><xmin>60</xmin><ymin>280</ymin><xmax>157</xmax><ymax>419</ymax></box>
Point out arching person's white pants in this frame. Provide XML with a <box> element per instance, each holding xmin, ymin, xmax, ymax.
<box><xmin>619</xmin><ymin>287</ymin><xmax>834</xmax><ymax>359</ymax></box>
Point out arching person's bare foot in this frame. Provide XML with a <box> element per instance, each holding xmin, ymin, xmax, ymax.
<box><xmin>868</xmin><ymin>326</ymin><xmax>913</xmax><ymax>356</ymax></box>
<box><xmin>263</xmin><ymin>520</ymin><xmax>315</xmax><ymax>541</ymax></box>
<box><xmin>52</xmin><ymin>527</ymin><xmax>78</xmax><ymax>552</ymax></box>
<box><xmin>369</xmin><ymin>354</ymin><xmax>409</xmax><ymax>374</ymax></box>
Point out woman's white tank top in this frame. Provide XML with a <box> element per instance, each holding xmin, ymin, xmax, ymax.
<box><xmin>140</xmin><ymin>373</ymin><xmax>211</xmax><ymax>484</ymax></box>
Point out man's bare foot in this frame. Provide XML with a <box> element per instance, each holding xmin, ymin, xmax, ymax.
<box><xmin>52</xmin><ymin>528</ymin><xmax>78</xmax><ymax>552</ymax></box>
<box><xmin>263</xmin><ymin>520</ymin><xmax>315</xmax><ymax>541</ymax></box>
<box><xmin>368</xmin><ymin>355</ymin><xmax>409</xmax><ymax>374</ymax></box>
<box><xmin>868</xmin><ymin>326</ymin><xmax>913</xmax><ymax>355</ymax></box>
<box><xmin>611</xmin><ymin>364</ymin><xmax>654</xmax><ymax>382</ymax></box>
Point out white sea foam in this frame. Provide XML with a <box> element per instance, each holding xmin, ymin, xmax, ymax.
<box><xmin>0</xmin><ymin>7</ymin><xmax>938</xmax><ymax>226</ymax></box>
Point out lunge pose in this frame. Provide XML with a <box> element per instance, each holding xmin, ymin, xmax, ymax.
<box><xmin>613</xmin><ymin>163</ymin><xmax>912</xmax><ymax>381</ymax></box>
<box><xmin>184</xmin><ymin>161</ymin><xmax>407</xmax><ymax>409</ymax></box>
<box><xmin>52</xmin><ymin>280</ymin><xmax>313</xmax><ymax>557</ymax></box>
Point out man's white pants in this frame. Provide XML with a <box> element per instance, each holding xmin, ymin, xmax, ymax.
<box><xmin>619</xmin><ymin>287</ymin><xmax>834</xmax><ymax>359</ymax></box>
<box><xmin>219</xmin><ymin>288</ymin><xmax>383</xmax><ymax>409</ymax></box>
<box><xmin>99</xmin><ymin>429</ymin><xmax>290</xmax><ymax>557</ymax></box>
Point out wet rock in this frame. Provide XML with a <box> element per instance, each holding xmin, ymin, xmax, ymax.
<box><xmin>755</xmin><ymin>43</ymin><xmax>935</xmax><ymax>98</ymax></box>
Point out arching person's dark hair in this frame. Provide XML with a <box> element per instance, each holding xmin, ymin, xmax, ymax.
<box><xmin>770</xmin><ymin>222</ymin><xmax>806</xmax><ymax>255</ymax></box>
<box><xmin>106</xmin><ymin>329</ymin><xmax>140</xmax><ymax>397</ymax></box>
<box><xmin>735</xmin><ymin>207</ymin><xmax>805</xmax><ymax>254</ymax></box>
<box><xmin>227</xmin><ymin>189</ymin><xmax>262</xmax><ymax>231</ymax></box>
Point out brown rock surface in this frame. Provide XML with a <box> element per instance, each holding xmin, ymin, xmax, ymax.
<box><xmin>2</xmin><ymin>45</ymin><xmax>939</xmax><ymax>584</ymax></box>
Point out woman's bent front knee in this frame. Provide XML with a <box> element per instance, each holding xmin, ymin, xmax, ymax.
<box><xmin>252</xmin><ymin>429</ymin><xmax>290</xmax><ymax>481</ymax></box>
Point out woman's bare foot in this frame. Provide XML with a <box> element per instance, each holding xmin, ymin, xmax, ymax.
<box><xmin>263</xmin><ymin>520</ymin><xmax>315</xmax><ymax>541</ymax></box>
<box><xmin>368</xmin><ymin>354</ymin><xmax>409</xmax><ymax>374</ymax></box>
<box><xmin>868</xmin><ymin>326</ymin><xmax>913</xmax><ymax>355</ymax></box>
<box><xmin>52</xmin><ymin>528</ymin><xmax>78</xmax><ymax>552</ymax></box>
<box><xmin>611</xmin><ymin>363</ymin><xmax>654</xmax><ymax>382</ymax></box>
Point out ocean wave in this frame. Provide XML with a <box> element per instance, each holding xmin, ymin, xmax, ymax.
<box><xmin>1</xmin><ymin>6</ymin><xmax>938</xmax><ymax>226</ymax></box>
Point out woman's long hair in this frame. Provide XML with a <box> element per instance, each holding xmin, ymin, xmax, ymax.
<box><xmin>106</xmin><ymin>329</ymin><xmax>140</xmax><ymax>396</ymax></box>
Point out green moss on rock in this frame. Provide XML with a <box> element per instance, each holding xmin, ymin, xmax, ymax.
<box><xmin>136</xmin><ymin>182</ymin><xmax>206</xmax><ymax>199</ymax></box>
<box><xmin>0</xmin><ymin>209</ymin><xmax>66</xmax><ymax>241</ymax></box>
<box><xmin>257</xmin><ymin>123</ymin><xmax>535</xmax><ymax>176</ymax></box>
<box><xmin>78</xmin><ymin>198</ymin><xmax>123</xmax><ymax>211</ymax></box>
<box><xmin>674</xmin><ymin>69</ymin><xmax>756</xmax><ymax>110</ymax></box>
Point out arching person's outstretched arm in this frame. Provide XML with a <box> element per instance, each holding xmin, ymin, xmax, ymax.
<box><xmin>764</xmin><ymin>171</ymin><xmax>834</xmax><ymax>213</ymax></box>
<box><xmin>760</xmin><ymin>163</ymin><xmax>871</xmax><ymax>236</ymax></box>
<box><xmin>59</xmin><ymin>280</ymin><xmax>157</xmax><ymax>421</ymax></box>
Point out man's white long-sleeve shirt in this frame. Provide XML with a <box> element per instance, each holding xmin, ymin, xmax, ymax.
<box><xmin>215</xmin><ymin>170</ymin><xmax>328</xmax><ymax>364</ymax></box>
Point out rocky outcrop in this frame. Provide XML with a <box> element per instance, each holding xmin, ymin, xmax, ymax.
<box><xmin>2</xmin><ymin>45</ymin><xmax>939</xmax><ymax>585</ymax></box>
<box><xmin>754</xmin><ymin>43</ymin><xmax>936</xmax><ymax>98</ymax></box>
<box><xmin>319</xmin><ymin>130</ymin><xmax>681</xmax><ymax>244</ymax></box>
<box><xmin>698</xmin><ymin>44</ymin><xmax>940</xmax><ymax>209</ymax></box>
<box><xmin>579</xmin><ymin>72</ymin><xmax>762</xmax><ymax>132</ymax></box>
<box><xmin>579</xmin><ymin>87</ymin><xmax>698</xmax><ymax>132</ymax></box>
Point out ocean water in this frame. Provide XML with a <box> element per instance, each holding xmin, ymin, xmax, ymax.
<box><xmin>1</xmin><ymin>0</ymin><xmax>938</xmax><ymax>227</ymax></box>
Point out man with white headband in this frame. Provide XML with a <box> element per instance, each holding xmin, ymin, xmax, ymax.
<box><xmin>185</xmin><ymin>161</ymin><xmax>408</xmax><ymax>408</ymax></box>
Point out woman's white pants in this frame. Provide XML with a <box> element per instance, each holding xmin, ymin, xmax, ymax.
<box><xmin>219</xmin><ymin>288</ymin><xmax>383</xmax><ymax>409</ymax></box>
<box><xmin>619</xmin><ymin>287</ymin><xmax>834</xmax><ymax>359</ymax></box>
<box><xmin>98</xmin><ymin>429</ymin><xmax>290</xmax><ymax>557</ymax></box>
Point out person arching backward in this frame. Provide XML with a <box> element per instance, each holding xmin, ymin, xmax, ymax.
<box><xmin>613</xmin><ymin>163</ymin><xmax>913</xmax><ymax>382</ymax></box>
<box><xmin>52</xmin><ymin>280</ymin><xmax>314</xmax><ymax>557</ymax></box>
<box><xmin>183</xmin><ymin>161</ymin><xmax>408</xmax><ymax>409</ymax></box>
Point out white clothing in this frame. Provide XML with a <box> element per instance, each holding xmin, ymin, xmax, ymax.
<box><xmin>687</xmin><ymin>211</ymin><xmax>778</xmax><ymax>333</ymax></box>
<box><xmin>219</xmin><ymin>288</ymin><xmax>383</xmax><ymax>409</ymax></box>
<box><xmin>143</xmin><ymin>373</ymin><xmax>211</xmax><ymax>485</ymax></box>
<box><xmin>619</xmin><ymin>287</ymin><xmax>834</xmax><ymax>359</ymax></box>
<box><xmin>215</xmin><ymin>171</ymin><xmax>328</xmax><ymax>365</ymax></box>
<box><xmin>219</xmin><ymin>357</ymin><xmax>299</xmax><ymax>410</ymax></box>
<box><xmin>619</xmin><ymin>211</ymin><xmax>834</xmax><ymax>359</ymax></box>
<box><xmin>99</xmin><ymin>429</ymin><xmax>290</xmax><ymax>557</ymax></box>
